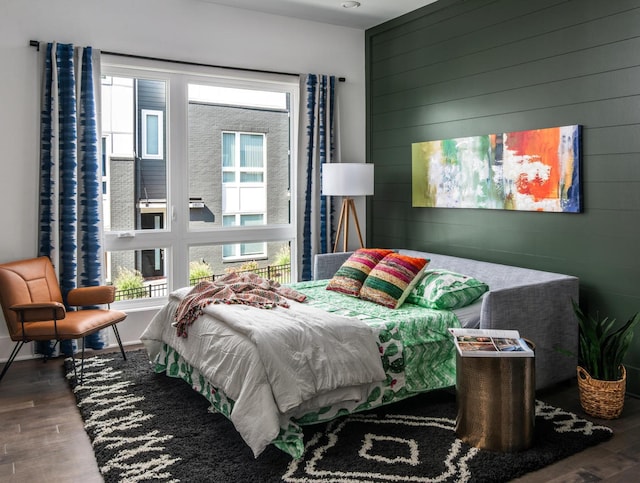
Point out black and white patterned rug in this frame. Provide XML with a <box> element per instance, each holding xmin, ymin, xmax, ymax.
<box><xmin>65</xmin><ymin>350</ymin><xmax>613</xmax><ymax>482</ymax></box>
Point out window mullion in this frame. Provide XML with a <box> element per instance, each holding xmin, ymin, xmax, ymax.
<box><xmin>165</xmin><ymin>73</ymin><xmax>189</xmax><ymax>291</ymax></box>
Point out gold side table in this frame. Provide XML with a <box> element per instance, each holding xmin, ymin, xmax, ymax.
<box><xmin>455</xmin><ymin>339</ymin><xmax>535</xmax><ymax>452</ymax></box>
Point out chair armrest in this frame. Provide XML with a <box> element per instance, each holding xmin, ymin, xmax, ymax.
<box><xmin>10</xmin><ymin>301</ymin><xmax>66</xmax><ymax>322</ymax></box>
<box><xmin>67</xmin><ymin>286</ymin><xmax>116</xmax><ymax>306</ymax></box>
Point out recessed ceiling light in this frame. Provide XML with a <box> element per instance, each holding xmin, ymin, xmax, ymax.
<box><xmin>341</xmin><ymin>1</ymin><xmax>361</xmax><ymax>8</ymax></box>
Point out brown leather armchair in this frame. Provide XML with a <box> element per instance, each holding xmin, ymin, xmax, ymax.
<box><xmin>0</xmin><ymin>256</ymin><xmax>127</xmax><ymax>383</ymax></box>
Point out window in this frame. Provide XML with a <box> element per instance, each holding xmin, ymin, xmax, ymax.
<box><xmin>221</xmin><ymin>131</ymin><xmax>267</xmax><ymax>260</ymax></box>
<box><xmin>222</xmin><ymin>214</ymin><xmax>266</xmax><ymax>259</ymax></box>
<box><xmin>101</xmin><ymin>76</ymin><xmax>134</xmax><ymax>157</ymax></box>
<box><xmin>101</xmin><ymin>56</ymin><xmax>298</xmax><ymax>306</ymax></box>
<box><xmin>141</xmin><ymin>109</ymin><xmax>163</xmax><ymax>159</ymax></box>
<box><xmin>222</xmin><ymin>132</ymin><xmax>265</xmax><ymax>182</ymax></box>
<box><xmin>189</xmin><ymin>242</ymin><xmax>292</xmax><ymax>286</ymax></box>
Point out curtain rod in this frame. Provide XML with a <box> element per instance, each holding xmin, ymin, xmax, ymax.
<box><xmin>29</xmin><ymin>40</ymin><xmax>346</xmax><ymax>82</ymax></box>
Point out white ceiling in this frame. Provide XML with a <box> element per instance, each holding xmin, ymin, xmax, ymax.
<box><xmin>200</xmin><ymin>0</ymin><xmax>439</xmax><ymax>29</ymax></box>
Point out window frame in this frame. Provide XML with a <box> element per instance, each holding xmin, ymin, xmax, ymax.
<box><xmin>101</xmin><ymin>55</ymin><xmax>299</xmax><ymax>310</ymax></box>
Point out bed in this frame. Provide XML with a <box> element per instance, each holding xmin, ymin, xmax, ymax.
<box><xmin>141</xmin><ymin>276</ymin><xmax>466</xmax><ymax>457</ymax></box>
<box><xmin>140</xmin><ymin>249</ymin><xmax>579</xmax><ymax>458</ymax></box>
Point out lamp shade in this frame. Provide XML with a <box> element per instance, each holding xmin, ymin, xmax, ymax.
<box><xmin>321</xmin><ymin>163</ymin><xmax>374</xmax><ymax>197</ymax></box>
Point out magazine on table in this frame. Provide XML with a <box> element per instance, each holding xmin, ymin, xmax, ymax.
<box><xmin>448</xmin><ymin>328</ymin><xmax>534</xmax><ymax>357</ymax></box>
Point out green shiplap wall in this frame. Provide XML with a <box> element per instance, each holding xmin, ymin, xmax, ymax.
<box><xmin>366</xmin><ymin>0</ymin><xmax>640</xmax><ymax>395</ymax></box>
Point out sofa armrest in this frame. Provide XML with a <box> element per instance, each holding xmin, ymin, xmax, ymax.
<box><xmin>313</xmin><ymin>252</ymin><xmax>354</xmax><ymax>280</ymax></box>
<box><xmin>479</xmin><ymin>277</ymin><xmax>579</xmax><ymax>389</ymax></box>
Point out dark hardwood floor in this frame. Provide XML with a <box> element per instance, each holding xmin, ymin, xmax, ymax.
<box><xmin>2</xmin><ymin>349</ymin><xmax>640</xmax><ymax>482</ymax></box>
<box><xmin>0</xmin><ymin>351</ymin><xmax>104</xmax><ymax>482</ymax></box>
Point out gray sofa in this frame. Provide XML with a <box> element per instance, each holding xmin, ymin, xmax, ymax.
<box><xmin>313</xmin><ymin>249</ymin><xmax>579</xmax><ymax>390</ymax></box>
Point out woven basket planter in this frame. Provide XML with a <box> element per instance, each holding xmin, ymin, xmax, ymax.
<box><xmin>577</xmin><ymin>365</ymin><xmax>626</xmax><ymax>419</ymax></box>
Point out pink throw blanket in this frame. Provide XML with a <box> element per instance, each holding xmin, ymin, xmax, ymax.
<box><xmin>173</xmin><ymin>272</ymin><xmax>307</xmax><ymax>337</ymax></box>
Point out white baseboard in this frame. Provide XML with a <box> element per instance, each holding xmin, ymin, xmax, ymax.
<box><xmin>0</xmin><ymin>337</ymin><xmax>36</xmax><ymax>364</ymax></box>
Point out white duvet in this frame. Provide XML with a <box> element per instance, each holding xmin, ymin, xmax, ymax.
<box><xmin>141</xmin><ymin>287</ymin><xmax>386</xmax><ymax>457</ymax></box>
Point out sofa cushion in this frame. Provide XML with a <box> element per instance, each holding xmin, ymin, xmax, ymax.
<box><xmin>359</xmin><ymin>253</ymin><xmax>429</xmax><ymax>309</ymax></box>
<box><xmin>326</xmin><ymin>248</ymin><xmax>394</xmax><ymax>297</ymax></box>
<box><xmin>407</xmin><ymin>269</ymin><xmax>489</xmax><ymax>310</ymax></box>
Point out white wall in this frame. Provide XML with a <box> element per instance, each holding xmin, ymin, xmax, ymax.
<box><xmin>0</xmin><ymin>0</ymin><xmax>366</xmax><ymax>359</ymax></box>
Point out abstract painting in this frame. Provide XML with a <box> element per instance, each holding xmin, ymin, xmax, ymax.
<box><xmin>412</xmin><ymin>125</ymin><xmax>581</xmax><ymax>212</ymax></box>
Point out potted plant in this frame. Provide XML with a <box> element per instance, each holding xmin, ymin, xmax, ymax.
<box><xmin>573</xmin><ymin>300</ymin><xmax>640</xmax><ymax>419</ymax></box>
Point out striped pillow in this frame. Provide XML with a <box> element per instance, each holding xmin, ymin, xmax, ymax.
<box><xmin>359</xmin><ymin>253</ymin><xmax>429</xmax><ymax>309</ymax></box>
<box><xmin>326</xmin><ymin>248</ymin><xmax>394</xmax><ymax>297</ymax></box>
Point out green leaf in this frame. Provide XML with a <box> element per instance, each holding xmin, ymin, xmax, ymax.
<box><xmin>382</xmin><ymin>389</ymin><xmax>395</xmax><ymax>404</ymax></box>
<box><xmin>378</xmin><ymin>330</ymin><xmax>392</xmax><ymax>343</ymax></box>
<box><xmin>388</xmin><ymin>357</ymin><xmax>405</xmax><ymax>373</ymax></box>
<box><xmin>366</xmin><ymin>386</ymin><xmax>381</xmax><ymax>403</ymax></box>
<box><xmin>385</xmin><ymin>343</ymin><xmax>399</xmax><ymax>357</ymax></box>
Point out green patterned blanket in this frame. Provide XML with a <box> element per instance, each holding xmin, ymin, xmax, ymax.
<box><xmin>150</xmin><ymin>280</ymin><xmax>461</xmax><ymax>458</ymax></box>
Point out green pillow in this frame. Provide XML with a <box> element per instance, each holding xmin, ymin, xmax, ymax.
<box><xmin>407</xmin><ymin>269</ymin><xmax>488</xmax><ymax>310</ymax></box>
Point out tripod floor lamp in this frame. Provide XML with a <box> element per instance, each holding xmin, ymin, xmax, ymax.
<box><xmin>322</xmin><ymin>163</ymin><xmax>374</xmax><ymax>253</ymax></box>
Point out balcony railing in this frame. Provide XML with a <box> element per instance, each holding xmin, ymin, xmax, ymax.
<box><xmin>114</xmin><ymin>263</ymin><xmax>291</xmax><ymax>301</ymax></box>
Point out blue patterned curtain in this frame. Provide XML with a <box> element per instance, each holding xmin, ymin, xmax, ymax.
<box><xmin>37</xmin><ymin>42</ymin><xmax>104</xmax><ymax>356</ymax></box>
<box><xmin>298</xmin><ymin>74</ymin><xmax>337</xmax><ymax>281</ymax></box>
